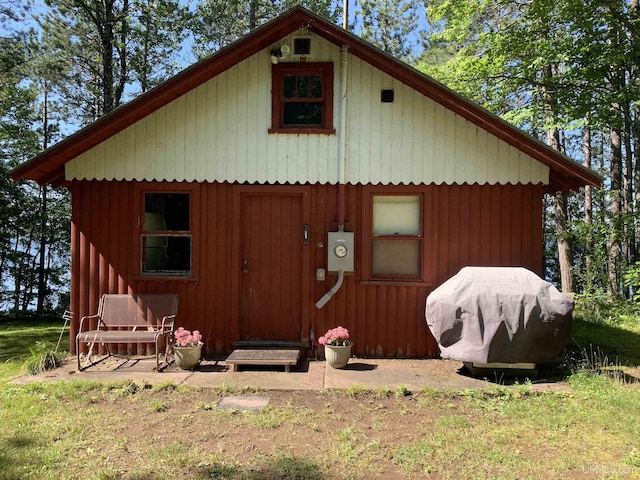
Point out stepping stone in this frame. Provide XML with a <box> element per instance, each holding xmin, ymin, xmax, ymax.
<box><xmin>218</xmin><ymin>396</ymin><xmax>270</xmax><ymax>412</ymax></box>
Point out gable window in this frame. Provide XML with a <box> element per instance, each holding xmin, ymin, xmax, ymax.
<box><xmin>142</xmin><ymin>192</ymin><xmax>191</xmax><ymax>275</ymax></box>
<box><xmin>269</xmin><ymin>62</ymin><xmax>335</xmax><ymax>134</ymax></box>
<box><xmin>368</xmin><ymin>194</ymin><xmax>423</xmax><ymax>280</ymax></box>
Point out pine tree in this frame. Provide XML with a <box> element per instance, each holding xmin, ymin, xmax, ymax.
<box><xmin>356</xmin><ymin>0</ymin><xmax>418</xmax><ymax>61</ymax></box>
<box><xmin>191</xmin><ymin>0</ymin><xmax>341</xmax><ymax>59</ymax></box>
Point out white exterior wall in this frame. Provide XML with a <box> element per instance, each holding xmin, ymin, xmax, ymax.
<box><xmin>65</xmin><ymin>33</ymin><xmax>549</xmax><ymax>186</ymax></box>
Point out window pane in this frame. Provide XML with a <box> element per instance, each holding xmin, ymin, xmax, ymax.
<box><xmin>143</xmin><ymin>235</ymin><xmax>191</xmax><ymax>273</ymax></box>
<box><xmin>283</xmin><ymin>75</ymin><xmax>296</xmax><ymax>98</ymax></box>
<box><xmin>297</xmin><ymin>75</ymin><xmax>310</xmax><ymax>98</ymax></box>
<box><xmin>309</xmin><ymin>75</ymin><xmax>322</xmax><ymax>98</ymax></box>
<box><xmin>372</xmin><ymin>239</ymin><xmax>421</xmax><ymax>276</ymax></box>
<box><xmin>144</xmin><ymin>193</ymin><xmax>190</xmax><ymax>231</ymax></box>
<box><xmin>283</xmin><ymin>102</ymin><xmax>323</xmax><ymax>125</ymax></box>
<box><xmin>373</xmin><ymin>195</ymin><xmax>420</xmax><ymax>235</ymax></box>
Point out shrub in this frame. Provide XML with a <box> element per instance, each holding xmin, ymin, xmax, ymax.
<box><xmin>22</xmin><ymin>341</ymin><xmax>66</xmax><ymax>375</ymax></box>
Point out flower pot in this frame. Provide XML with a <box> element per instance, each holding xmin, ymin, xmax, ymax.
<box><xmin>324</xmin><ymin>343</ymin><xmax>352</xmax><ymax>369</ymax></box>
<box><xmin>174</xmin><ymin>344</ymin><xmax>202</xmax><ymax>370</ymax></box>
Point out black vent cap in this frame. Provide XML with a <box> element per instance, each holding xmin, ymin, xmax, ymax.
<box><xmin>381</xmin><ymin>89</ymin><xmax>394</xmax><ymax>103</ymax></box>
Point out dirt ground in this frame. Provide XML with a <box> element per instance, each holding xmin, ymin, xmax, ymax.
<box><xmin>81</xmin><ymin>388</ymin><xmax>449</xmax><ymax>478</ymax></box>
<box><xmin>60</xmin><ymin>384</ymin><xmax>632</xmax><ymax>480</ymax></box>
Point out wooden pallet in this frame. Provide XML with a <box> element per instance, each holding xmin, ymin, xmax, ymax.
<box><xmin>463</xmin><ymin>362</ymin><xmax>538</xmax><ymax>377</ymax></box>
<box><xmin>225</xmin><ymin>349</ymin><xmax>301</xmax><ymax>373</ymax></box>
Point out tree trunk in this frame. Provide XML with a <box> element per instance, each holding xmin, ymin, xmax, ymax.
<box><xmin>609</xmin><ymin>124</ymin><xmax>623</xmax><ymax>297</ymax></box>
<box><xmin>554</xmin><ymin>192</ymin><xmax>574</xmax><ymax>293</ymax></box>
<box><xmin>635</xmin><ymin>110</ymin><xmax>640</xmax><ymax>262</ymax></box>
<box><xmin>584</xmin><ymin>122</ymin><xmax>594</xmax><ymax>291</ymax></box>
<box><xmin>37</xmin><ymin>87</ymin><xmax>49</xmax><ymax>312</ymax></box>
<box><xmin>101</xmin><ymin>1</ymin><xmax>115</xmax><ymax>114</ymax></box>
<box><xmin>114</xmin><ymin>0</ymin><xmax>128</xmax><ymax>107</ymax></box>
<box><xmin>249</xmin><ymin>0</ymin><xmax>258</xmax><ymax>30</ymax></box>
<box><xmin>542</xmin><ymin>62</ymin><xmax>573</xmax><ymax>293</ymax></box>
<box><xmin>624</xmin><ymin>104</ymin><xmax>635</xmax><ymax>294</ymax></box>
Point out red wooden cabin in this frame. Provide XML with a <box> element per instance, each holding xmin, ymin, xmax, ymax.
<box><xmin>12</xmin><ymin>7</ymin><xmax>601</xmax><ymax>358</ymax></box>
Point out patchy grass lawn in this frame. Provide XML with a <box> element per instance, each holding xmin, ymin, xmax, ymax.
<box><xmin>1</xmin><ymin>313</ymin><xmax>640</xmax><ymax>479</ymax></box>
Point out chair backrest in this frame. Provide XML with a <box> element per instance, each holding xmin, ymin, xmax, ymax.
<box><xmin>98</xmin><ymin>294</ymin><xmax>178</xmax><ymax>328</ymax></box>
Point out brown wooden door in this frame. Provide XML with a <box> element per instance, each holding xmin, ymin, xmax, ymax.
<box><xmin>239</xmin><ymin>192</ymin><xmax>306</xmax><ymax>341</ymax></box>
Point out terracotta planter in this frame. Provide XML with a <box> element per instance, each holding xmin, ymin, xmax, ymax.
<box><xmin>324</xmin><ymin>343</ymin><xmax>352</xmax><ymax>369</ymax></box>
<box><xmin>174</xmin><ymin>344</ymin><xmax>202</xmax><ymax>370</ymax></box>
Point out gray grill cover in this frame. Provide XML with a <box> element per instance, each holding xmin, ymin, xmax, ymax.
<box><xmin>425</xmin><ymin>267</ymin><xmax>573</xmax><ymax>364</ymax></box>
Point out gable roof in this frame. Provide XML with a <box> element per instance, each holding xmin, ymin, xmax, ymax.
<box><xmin>11</xmin><ymin>6</ymin><xmax>601</xmax><ymax>192</ymax></box>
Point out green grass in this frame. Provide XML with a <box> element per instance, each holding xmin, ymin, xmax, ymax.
<box><xmin>1</xmin><ymin>303</ymin><xmax>640</xmax><ymax>479</ymax></box>
<box><xmin>0</xmin><ymin>317</ymin><xmax>69</xmax><ymax>382</ymax></box>
<box><xmin>572</xmin><ymin>294</ymin><xmax>640</xmax><ymax>366</ymax></box>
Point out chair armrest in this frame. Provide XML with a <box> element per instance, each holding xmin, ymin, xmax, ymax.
<box><xmin>161</xmin><ymin>314</ymin><xmax>176</xmax><ymax>333</ymax></box>
<box><xmin>78</xmin><ymin>314</ymin><xmax>101</xmax><ymax>333</ymax></box>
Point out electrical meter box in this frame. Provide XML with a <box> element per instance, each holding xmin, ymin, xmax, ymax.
<box><xmin>327</xmin><ymin>232</ymin><xmax>354</xmax><ymax>272</ymax></box>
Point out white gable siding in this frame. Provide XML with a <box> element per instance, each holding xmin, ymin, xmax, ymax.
<box><xmin>345</xmin><ymin>56</ymin><xmax>548</xmax><ymax>185</ymax></box>
<box><xmin>65</xmin><ymin>33</ymin><xmax>549</xmax><ymax>186</ymax></box>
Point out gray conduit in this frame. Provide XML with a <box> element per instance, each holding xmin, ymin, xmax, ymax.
<box><xmin>315</xmin><ymin>270</ymin><xmax>344</xmax><ymax>309</ymax></box>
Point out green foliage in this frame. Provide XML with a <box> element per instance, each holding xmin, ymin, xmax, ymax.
<box><xmin>0</xmin><ymin>313</ymin><xmax>69</xmax><ymax>383</ymax></box>
<box><xmin>22</xmin><ymin>341</ymin><xmax>66</xmax><ymax>375</ymax></box>
<box><xmin>356</xmin><ymin>0</ymin><xmax>418</xmax><ymax>61</ymax></box>
<box><xmin>573</xmin><ymin>292</ymin><xmax>640</xmax><ymax>327</ymax></box>
<box><xmin>129</xmin><ymin>0</ymin><xmax>191</xmax><ymax>93</ymax></box>
<box><xmin>419</xmin><ymin>0</ymin><xmax>640</xmax><ymax>298</ymax></box>
<box><xmin>395</xmin><ymin>384</ymin><xmax>410</xmax><ymax>398</ymax></box>
<box><xmin>623</xmin><ymin>262</ymin><xmax>640</xmax><ymax>300</ymax></box>
<box><xmin>570</xmin><ymin>294</ymin><xmax>640</xmax><ymax>367</ymax></box>
<box><xmin>191</xmin><ymin>0</ymin><xmax>341</xmax><ymax>59</ymax></box>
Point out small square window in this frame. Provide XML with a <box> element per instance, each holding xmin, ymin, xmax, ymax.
<box><xmin>293</xmin><ymin>38</ymin><xmax>311</xmax><ymax>55</ymax></box>
<box><xmin>269</xmin><ymin>62</ymin><xmax>335</xmax><ymax>134</ymax></box>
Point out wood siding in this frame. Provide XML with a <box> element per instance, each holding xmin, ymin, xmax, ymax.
<box><xmin>65</xmin><ymin>33</ymin><xmax>549</xmax><ymax>187</ymax></box>
<box><xmin>345</xmin><ymin>56</ymin><xmax>548</xmax><ymax>186</ymax></box>
<box><xmin>70</xmin><ymin>181</ymin><xmax>543</xmax><ymax>358</ymax></box>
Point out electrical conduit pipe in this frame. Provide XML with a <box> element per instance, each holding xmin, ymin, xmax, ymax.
<box><xmin>316</xmin><ymin>46</ymin><xmax>349</xmax><ymax>310</ymax></box>
<box><xmin>315</xmin><ymin>270</ymin><xmax>344</xmax><ymax>309</ymax></box>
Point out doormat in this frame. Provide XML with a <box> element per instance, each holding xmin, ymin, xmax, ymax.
<box><xmin>218</xmin><ymin>396</ymin><xmax>270</xmax><ymax>412</ymax></box>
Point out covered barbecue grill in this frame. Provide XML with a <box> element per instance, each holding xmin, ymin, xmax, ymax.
<box><xmin>425</xmin><ymin>267</ymin><xmax>573</xmax><ymax>365</ymax></box>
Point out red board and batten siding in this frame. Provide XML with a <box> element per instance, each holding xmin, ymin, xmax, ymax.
<box><xmin>70</xmin><ymin>181</ymin><xmax>543</xmax><ymax>358</ymax></box>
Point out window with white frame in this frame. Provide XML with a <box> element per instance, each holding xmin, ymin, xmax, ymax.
<box><xmin>370</xmin><ymin>195</ymin><xmax>423</xmax><ymax>280</ymax></box>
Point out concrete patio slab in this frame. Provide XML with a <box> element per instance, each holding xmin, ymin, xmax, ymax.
<box><xmin>323</xmin><ymin>358</ymin><xmax>490</xmax><ymax>392</ymax></box>
<box><xmin>9</xmin><ymin>355</ymin><xmax>572</xmax><ymax>393</ymax></box>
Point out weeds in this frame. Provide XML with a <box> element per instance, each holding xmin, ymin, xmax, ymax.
<box><xmin>150</xmin><ymin>399</ymin><xmax>167</xmax><ymax>412</ymax></box>
<box><xmin>22</xmin><ymin>341</ymin><xmax>66</xmax><ymax>375</ymax></box>
<box><xmin>344</xmin><ymin>384</ymin><xmax>369</xmax><ymax>397</ymax></box>
<box><xmin>564</xmin><ymin>343</ymin><xmax>637</xmax><ymax>384</ymax></box>
<box><xmin>395</xmin><ymin>384</ymin><xmax>411</xmax><ymax>398</ymax></box>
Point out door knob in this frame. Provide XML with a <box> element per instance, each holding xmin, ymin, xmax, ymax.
<box><xmin>242</xmin><ymin>259</ymin><xmax>249</xmax><ymax>274</ymax></box>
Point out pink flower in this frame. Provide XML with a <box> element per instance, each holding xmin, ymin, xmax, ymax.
<box><xmin>174</xmin><ymin>327</ymin><xmax>203</xmax><ymax>347</ymax></box>
<box><xmin>318</xmin><ymin>326</ymin><xmax>351</xmax><ymax>346</ymax></box>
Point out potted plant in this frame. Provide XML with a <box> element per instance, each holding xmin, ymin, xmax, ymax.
<box><xmin>319</xmin><ymin>326</ymin><xmax>352</xmax><ymax>369</ymax></box>
<box><xmin>173</xmin><ymin>327</ymin><xmax>203</xmax><ymax>370</ymax></box>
